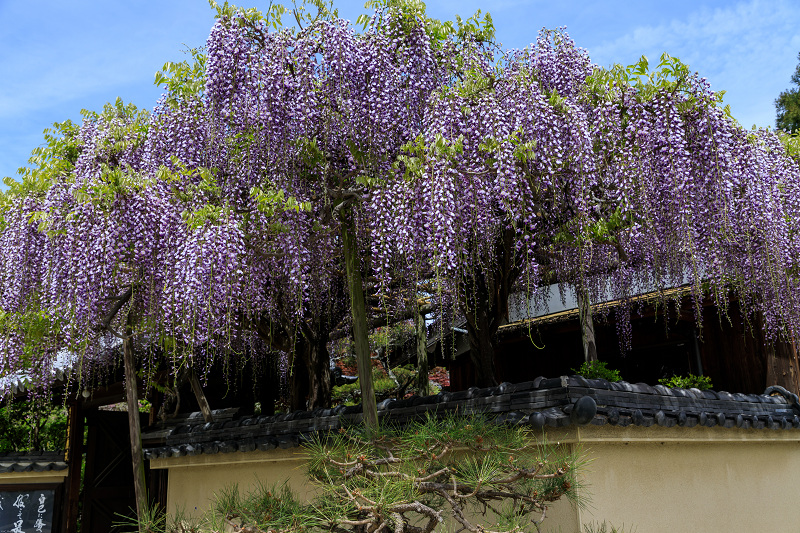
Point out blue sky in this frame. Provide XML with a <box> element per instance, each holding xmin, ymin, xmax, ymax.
<box><xmin>1</xmin><ymin>0</ymin><xmax>799</xmax><ymax>181</ymax></box>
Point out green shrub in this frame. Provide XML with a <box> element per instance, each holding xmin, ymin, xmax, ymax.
<box><xmin>391</xmin><ymin>364</ymin><xmax>416</xmax><ymax>384</ymax></box>
<box><xmin>332</xmin><ymin>365</ymin><xmax>425</xmax><ymax>405</ymax></box>
<box><xmin>572</xmin><ymin>360</ymin><xmax>622</xmax><ymax>382</ymax></box>
<box><xmin>209</xmin><ymin>482</ymin><xmax>305</xmax><ymax>533</ymax></box>
<box><xmin>658</xmin><ymin>373</ymin><xmax>713</xmax><ymax>390</ymax></box>
<box><xmin>331</xmin><ymin>377</ymin><xmax>397</xmax><ymax>405</ymax></box>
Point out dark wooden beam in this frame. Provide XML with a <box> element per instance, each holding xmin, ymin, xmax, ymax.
<box><xmin>80</xmin><ymin>382</ymin><xmax>126</xmax><ymax>409</ymax></box>
<box><xmin>188</xmin><ymin>369</ymin><xmax>214</xmax><ymax>423</ymax></box>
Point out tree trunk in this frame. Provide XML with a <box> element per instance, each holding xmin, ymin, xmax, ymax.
<box><xmin>466</xmin><ymin>317</ymin><xmax>498</xmax><ymax>387</ymax></box>
<box><xmin>415</xmin><ymin>303</ymin><xmax>430</xmax><ymax>396</ymax></box>
<box><xmin>307</xmin><ymin>338</ymin><xmax>332</xmax><ymax>409</ymax></box>
<box><xmin>289</xmin><ymin>351</ymin><xmax>310</xmax><ymax>412</ymax></box>
<box><xmin>463</xmin><ymin>273</ymin><xmax>499</xmax><ymax>388</ymax></box>
<box><xmin>288</xmin><ymin>336</ymin><xmax>333</xmax><ymax>410</ymax></box>
<box><xmin>123</xmin><ymin>319</ymin><xmax>148</xmax><ymax>530</ymax></box>
<box><xmin>577</xmin><ymin>285</ymin><xmax>598</xmax><ymax>363</ymax></box>
<box><xmin>341</xmin><ymin>217</ymin><xmax>378</xmax><ymax>431</ymax></box>
<box><xmin>299</xmin><ymin>335</ymin><xmax>332</xmax><ymax>409</ymax></box>
<box><xmin>254</xmin><ymin>317</ymin><xmax>330</xmax><ymax>411</ymax></box>
<box><xmin>459</xmin><ymin>230</ymin><xmax>520</xmax><ymax>388</ymax></box>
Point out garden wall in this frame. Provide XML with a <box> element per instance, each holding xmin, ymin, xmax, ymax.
<box><xmin>150</xmin><ymin>446</ymin><xmax>579</xmax><ymax>531</ymax></box>
<box><xmin>552</xmin><ymin>424</ymin><xmax>800</xmax><ymax>531</ymax></box>
<box><xmin>150</xmin><ymin>424</ymin><xmax>800</xmax><ymax>532</ymax></box>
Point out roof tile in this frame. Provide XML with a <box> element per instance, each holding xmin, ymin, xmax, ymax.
<box><xmin>142</xmin><ymin>377</ymin><xmax>800</xmax><ymax>459</ymax></box>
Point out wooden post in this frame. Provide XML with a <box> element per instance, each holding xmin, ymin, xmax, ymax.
<box><xmin>123</xmin><ymin>319</ymin><xmax>148</xmax><ymax>530</ymax></box>
<box><xmin>341</xmin><ymin>216</ymin><xmax>378</xmax><ymax>431</ymax></box>
<box><xmin>577</xmin><ymin>285</ymin><xmax>598</xmax><ymax>362</ymax></box>
<box><xmin>63</xmin><ymin>401</ymin><xmax>84</xmax><ymax>533</ymax></box>
<box><xmin>765</xmin><ymin>338</ymin><xmax>799</xmax><ymax>395</ymax></box>
<box><xmin>692</xmin><ymin>326</ymin><xmax>704</xmax><ymax>376</ymax></box>
<box><xmin>188</xmin><ymin>368</ymin><xmax>214</xmax><ymax>423</ymax></box>
<box><xmin>788</xmin><ymin>332</ymin><xmax>800</xmax><ymax>395</ymax></box>
<box><xmin>415</xmin><ymin>303</ymin><xmax>430</xmax><ymax>396</ymax></box>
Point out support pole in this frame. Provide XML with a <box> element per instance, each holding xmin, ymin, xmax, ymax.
<box><xmin>577</xmin><ymin>285</ymin><xmax>598</xmax><ymax>363</ymax></box>
<box><xmin>63</xmin><ymin>401</ymin><xmax>84</xmax><ymax>533</ymax></box>
<box><xmin>415</xmin><ymin>303</ymin><xmax>430</xmax><ymax>396</ymax></box>
<box><xmin>123</xmin><ymin>318</ymin><xmax>148</xmax><ymax>530</ymax></box>
<box><xmin>789</xmin><ymin>332</ymin><xmax>800</xmax><ymax>395</ymax></box>
<box><xmin>341</xmin><ymin>216</ymin><xmax>378</xmax><ymax>432</ymax></box>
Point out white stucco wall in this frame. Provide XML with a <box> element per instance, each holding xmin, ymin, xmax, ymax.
<box><xmin>152</xmin><ymin>425</ymin><xmax>800</xmax><ymax>532</ymax></box>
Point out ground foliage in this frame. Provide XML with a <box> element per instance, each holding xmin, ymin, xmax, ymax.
<box><xmin>161</xmin><ymin>415</ymin><xmax>584</xmax><ymax>533</ymax></box>
<box><xmin>0</xmin><ymin>0</ymin><xmax>799</xmax><ymax>401</ymax></box>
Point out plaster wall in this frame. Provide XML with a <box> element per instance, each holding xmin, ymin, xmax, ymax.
<box><xmin>547</xmin><ymin>425</ymin><xmax>800</xmax><ymax>532</ymax></box>
<box><xmin>154</xmin><ymin>448</ymin><xmax>310</xmax><ymax>518</ymax></box>
<box><xmin>576</xmin><ymin>438</ymin><xmax>800</xmax><ymax>532</ymax></box>
<box><xmin>0</xmin><ymin>472</ymin><xmax>67</xmax><ymax>484</ymax></box>
<box><xmin>156</xmin><ymin>447</ymin><xmax>579</xmax><ymax>528</ymax></box>
<box><xmin>153</xmin><ymin>426</ymin><xmax>800</xmax><ymax>532</ymax></box>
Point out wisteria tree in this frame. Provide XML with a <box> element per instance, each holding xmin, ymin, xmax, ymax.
<box><xmin>154</xmin><ymin>0</ymin><xmax>800</xmax><ymax>399</ymax></box>
<box><xmin>187</xmin><ymin>0</ymin><xmax>504</xmax><ymax>425</ymax></box>
<box><xmin>3</xmin><ymin>1</ymin><xmax>800</xmax><ymax>527</ymax></box>
<box><xmin>147</xmin><ymin>57</ymin><xmax>349</xmax><ymax>412</ymax></box>
<box><xmin>370</xmin><ymin>34</ymin><xmax>800</xmax><ymax>387</ymax></box>
<box><xmin>3</xmin><ymin>0</ymin><xmax>800</xmax><ymax>411</ymax></box>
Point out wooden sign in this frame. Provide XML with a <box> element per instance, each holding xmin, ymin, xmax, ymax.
<box><xmin>0</xmin><ymin>489</ymin><xmax>55</xmax><ymax>533</ymax></box>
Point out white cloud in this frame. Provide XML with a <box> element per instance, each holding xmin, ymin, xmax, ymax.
<box><xmin>0</xmin><ymin>0</ymin><xmax>213</xmax><ymax>120</ymax></box>
<box><xmin>0</xmin><ymin>0</ymin><xmax>215</xmax><ymax>178</ymax></box>
<box><xmin>586</xmin><ymin>0</ymin><xmax>800</xmax><ymax>128</ymax></box>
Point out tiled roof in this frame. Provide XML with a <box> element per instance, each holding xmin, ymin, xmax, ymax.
<box><xmin>1</xmin><ymin>336</ymin><xmax>121</xmax><ymax>397</ymax></box>
<box><xmin>142</xmin><ymin>376</ymin><xmax>800</xmax><ymax>460</ymax></box>
<box><xmin>2</xmin><ymin>367</ymin><xmax>71</xmax><ymax>397</ymax></box>
<box><xmin>0</xmin><ymin>451</ymin><xmax>68</xmax><ymax>473</ymax></box>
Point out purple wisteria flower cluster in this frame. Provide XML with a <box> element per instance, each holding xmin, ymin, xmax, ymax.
<box><xmin>0</xmin><ymin>3</ymin><xmax>798</xmax><ymax>399</ymax></box>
